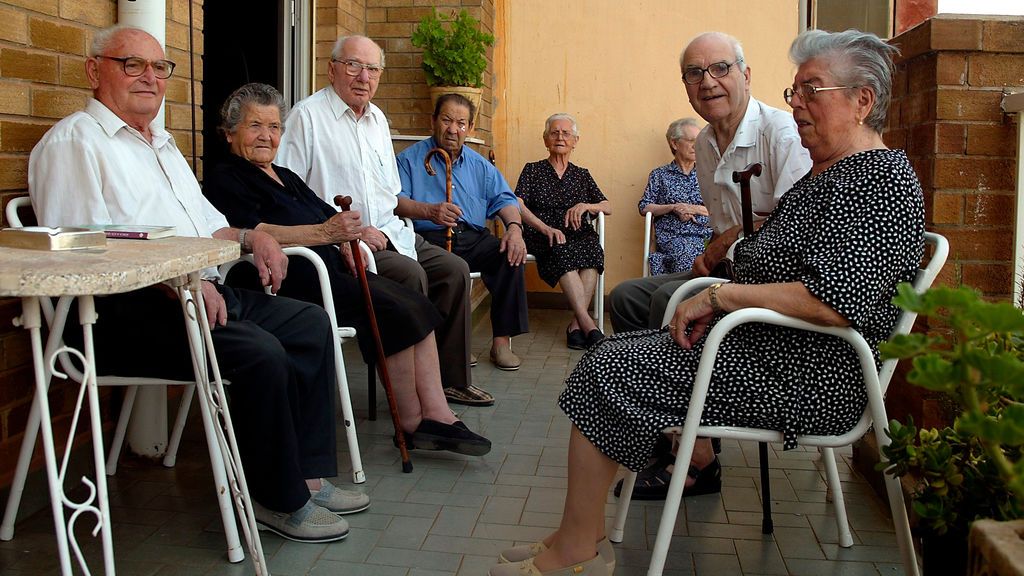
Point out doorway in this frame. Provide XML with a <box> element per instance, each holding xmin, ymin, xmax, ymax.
<box><xmin>202</xmin><ymin>0</ymin><xmax>311</xmax><ymax>171</ymax></box>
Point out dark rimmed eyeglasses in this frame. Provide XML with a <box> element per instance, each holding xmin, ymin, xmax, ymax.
<box><xmin>682</xmin><ymin>59</ymin><xmax>743</xmax><ymax>85</ymax></box>
<box><xmin>783</xmin><ymin>83</ymin><xmax>858</xmax><ymax>104</ymax></box>
<box><xmin>96</xmin><ymin>55</ymin><xmax>176</xmax><ymax>79</ymax></box>
<box><xmin>332</xmin><ymin>59</ymin><xmax>384</xmax><ymax>79</ymax></box>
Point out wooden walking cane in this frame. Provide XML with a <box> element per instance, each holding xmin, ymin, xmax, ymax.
<box><xmin>334</xmin><ymin>195</ymin><xmax>413</xmax><ymax>473</ymax></box>
<box><xmin>731</xmin><ymin>162</ymin><xmax>774</xmax><ymax>536</ymax></box>
<box><xmin>424</xmin><ymin>148</ymin><xmax>454</xmax><ymax>252</ymax></box>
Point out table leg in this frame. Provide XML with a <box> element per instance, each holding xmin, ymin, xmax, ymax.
<box><xmin>14</xmin><ymin>296</ymin><xmax>116</xmax><ymax>575</ymax></box>
<box><xmin>175</xmin><ymin>275</ymin><xmax>268</xmax><ymax>575</ymax></box>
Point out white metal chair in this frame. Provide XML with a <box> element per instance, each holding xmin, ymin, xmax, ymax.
<box><xmin>219</xmin><ymin>244</ymin><xmax>371</xmax><ymax>484</ymax></box>
<box><xmin>2</xmin><ymin>196</ymin><xmax>245</xmax><ymax>562</ymax></box>
<box><xmin>610</xmin><ymin>231</ymin><xmax>948</xmax><ymax>576</ymax></box>
<box><xmin>642</xmin><ymin>212</ymin><xmax>653</xmax><ymax>277</ymax></box>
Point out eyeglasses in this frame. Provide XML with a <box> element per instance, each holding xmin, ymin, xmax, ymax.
<box><xmin>438</xmin><ymin>115</ymin><xmax>469</xmax><ymax>133</ymax></box>
<box><xmin>96</xmin><ymin>55</ymin><xmax>176</xmax><ymax>79</ymax></box>
<box><xmin>783</xmin><ymin>83</ymin><xmax>857</xmax><ymax>104</ymax></box>
<box><xmin>547</xmin><ymin>130</ymin><xmax>574</xmax><ymax>139</ymax></box>
<box><xmin>332</xmin><ymin>59</ymin><xmax>384</xmax><ymax>79</ymax></box>
<box><xmin>682</xmin><ymin>59</ymin><xmax>742</xmax><ymax>85</ymax></box>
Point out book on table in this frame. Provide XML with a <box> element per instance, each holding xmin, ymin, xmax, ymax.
<box><xmin>80</xmin><ymin>224</ymin><xmax>177</xmax><ymax>239</ymax></box>
<box><xmin>0</xmin><ymin>226</ymin><xmax>107</xmax><ymax>250</ymax></box>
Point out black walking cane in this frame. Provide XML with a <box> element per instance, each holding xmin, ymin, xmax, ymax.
<box><xmin>334</xmin><ymin>195</ymin><xmax>413</xmax><ymax>473</ymax></box>
<box><xmin>732</xmin><ymin>162</ymin><xmax>773</xmax><ymax>535</ymax></box>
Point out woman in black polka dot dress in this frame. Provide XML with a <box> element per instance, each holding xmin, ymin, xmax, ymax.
<box><xmin>489</xmin><ymin>29</ymin><xmax>925</xmax><ymax>576</ymax></box>
<box><xmin>516</xmin><ymin>113</ymin><xmax>612</xmax><ymax>350</ymax></box>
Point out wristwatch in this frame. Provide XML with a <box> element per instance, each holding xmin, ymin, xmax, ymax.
<box><xmin>239</xmin><ymin>228</ymin><xmax>253</xmax><ymax>253</ymax></box>
<box><xmin>708</xmin><ymin>282</ymin><xmax>724</xmax><ymax>314</ymax></box>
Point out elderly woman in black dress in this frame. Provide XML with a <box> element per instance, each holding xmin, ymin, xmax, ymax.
<box><xmin>204</xmin><ymin>83</ymin><xmax>490</xmax><ymax>457</ymax></box>
<box><xmin>489</xmin><ymin>29</ymin><xmax>923</xmax><ymax>576</ymax></box>
<box><xmin>515</xmin><ymin>113</ymin><xmax>612</xmax><ymax>350</ymax></box>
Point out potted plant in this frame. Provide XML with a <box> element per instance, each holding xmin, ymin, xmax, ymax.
<box><xmin>878</xmin><ymin>284</ymin><xmax>1024</xmax><ymax>574</ymax></box>
<box><xmin>410</xmin><ymin>8</ymin><xmax>495</xmax><ymax>124</ymax></box>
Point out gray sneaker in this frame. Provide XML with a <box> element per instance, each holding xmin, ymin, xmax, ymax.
<box><xmin>253</xmin><ymin>500</ymin><xmax>349</xmax><ymax>543</ymax></box>
<box><xmin>310</xmin><ymin>479</ymin><xmax>370</xmax><ymax>515</ymax></box>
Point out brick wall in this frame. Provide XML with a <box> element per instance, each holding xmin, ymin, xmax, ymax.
<box><xmin>314</xmin><ymin>0</ymin><xmax>366</xmax><ymax>92</ymax></box>
<box><xmin>361</xmin><ymin>0</ymin><xmax>495</xmax><ymax>143</ymax></box>
<box><xmin>0</xmin><ymin>0</ymin><xmax>205</xmax><ymax>489</ymax></box>
<box><xmin>877</xmin><ymin>14</ymin><xmax>1022</xmax><ymax>432</ymax></box>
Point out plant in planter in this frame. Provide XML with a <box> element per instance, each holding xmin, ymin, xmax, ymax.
<box><xmin>878</xmin><ymin>284</ymin><xmax>1024</xmax><ymax>573</ymax></box>
<box><xmin>411</xmin><ymin>8</ymin><xmax>495</xmax><ymax>122</ymax></box>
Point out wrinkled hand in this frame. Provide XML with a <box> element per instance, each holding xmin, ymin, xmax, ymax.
<box><xmin>500</xmin><ymin>226</ymin><xmax>527</xmax><ymax>265</ymax></box>
<box><xmin>692</xmin><ymin>253</ymin><xmax>712</xmax><ymax>276</ymax></box>
<box><xmin>200</xmin><ymin>280</ymin><xmax>228</xmax><ymax>329</ymax></box>
<box><xmin>248</xmin><ymin>229</ymin><xmax>289</xmax><ymax>293</ymax></box>
<box><xmin>338</xmin><ymin>243</ymin><xmax>357</xmax><ymax>274</ymax></box>
<box><xmin>322</xmin><ymin>210</ymin><xmax>363</xmax><ymax>244</ymax></box>
<box><xmin>544</xmin><ymin>225</ymin><xmax>566</xmax><ymax>246</ymax></box>
<box><xmin>360</xmin><ymin>225</ymin><xmax>388</xmax><ymax>252</ymax></box>
<box><xmin>564</xmin><ymin>203</ymin><xmax>590</xmax><ymax>231</ymax></box>
<box><xmin>667</xmin><ymin>290</ymin><xmax>716</xmax><ymax>349</ymax></box>
<box><xmin>428</xmin><ymin>202</ymin><xmax>462</xmax><ymax>228</ymax></box>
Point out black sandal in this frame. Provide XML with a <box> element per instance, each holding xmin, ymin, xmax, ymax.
<box><xmin>614</xmin><ymin>455</ymin><xmax>722</xmax><ymax>500</ymax></box>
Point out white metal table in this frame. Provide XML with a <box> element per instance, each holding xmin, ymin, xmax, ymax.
<box><xmin>0</xmin><ymin>237</ymin><xmax>269</xmax><ymax>575</ymax></box>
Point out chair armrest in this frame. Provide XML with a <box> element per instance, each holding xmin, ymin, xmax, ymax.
<box><xmin>643</xmin><ymin>212</ymin><xmax>652</xmax><ymax>277</ymax></box>
<box><xmin>660</xmin><ymin>277</ymin><xmax>732</xmax><ymax>328</ymax></box>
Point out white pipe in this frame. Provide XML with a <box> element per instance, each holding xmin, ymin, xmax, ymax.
<box><xmin>117</xmin><ymin>0</ymin><xmax>169</xmax><ymax>458</ymax></box>
<box><xmin>799</xmin><ymin>0</ymin><xmax>809</xmax><ymax>32</ymax></box>
<box><xmin>1001</xmin><ymin>91</ymin><xmax>1024</xmax><ymax>307</ymax></box>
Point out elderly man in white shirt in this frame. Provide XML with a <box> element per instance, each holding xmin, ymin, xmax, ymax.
<box><xmin>277</xmin><ymin>35</ymin><xmax>493</xmax><ymax>406</ymax></box>
<box><xmin>610</xmin><ymin>31</ymin><xmax>812</xmax><ymax>335</ymax></box>
<box><xmin>28</xmin><ymin>25</ymin><xmax>368</xmax><ymax>544</ymax></box>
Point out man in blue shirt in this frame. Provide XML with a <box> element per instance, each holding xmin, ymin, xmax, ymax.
<box><xmin>396</xmin><ymin>94</ymin><xmax>529</xmax><ymax>371</ymax></box>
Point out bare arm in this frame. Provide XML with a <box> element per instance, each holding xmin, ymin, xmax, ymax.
<box><xmin>670</xmin><ymin>281</ymin><xmax>847</xmax><ymax>349</ymax></box>
<box><xmin>517</xmin><ymin>198</ymin><xmax>565</xmax><ymax>246</ymax></box>
<box><xmin>396</xmin><ymin>196</ymin><xmax>461</xmax><ymax>227</ymax></box>
<box><xmin>251</xmin><ymin>211</ymin><xmax>363</xmax><ymax>248</ymax></box>
<box><xmin>212</xmin><ymin>227</ymin><xmax>289</xmax><ymax>293</ymax></box>
<box><xmin>497</xmin><ymin>204</ymin><xmax>527</xmax><ymax>265</ymax></box>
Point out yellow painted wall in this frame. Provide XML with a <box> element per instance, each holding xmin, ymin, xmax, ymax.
<box><xmin>492</xmin><ymin>0</ymin><xmax>802</xmax><ymax>294</ymax></box>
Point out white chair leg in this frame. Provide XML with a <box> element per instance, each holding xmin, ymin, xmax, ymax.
<box><xmin>820</xmin><ymin>447</ymin><xmax>853</xmax><ymax>547</ymax></box>
<box><xmin>870</xmin><ymin>408</ymin><xmax>920</xmax><ymax>576</ymax></box>
<box><xmin>332</xmin><ymin>332</ymin><xmax>365</xmax><ymax>484</ymax></box>
<box><xmin>0</xmin><ymin>393</ymin><xmax>43</xmax><ymax>540</ymax></box>
<box><xmin>105</xmin><ymin>385</ymin><xmax>138</xmax><ymax>476</ymax></box>
<box><xmin>609</xmin><ymin>471</ymin><xmax>637</xmax><ymax>543</ymax></box>
<box><xmin>163</xmin><ymin>383</ymin><xmax>196</xmax><ymax>468</ymax></box>
<box><xmin>647</xmin><ymin>435</ymin><xmax>699</xmax><ymax>576</ymax></box>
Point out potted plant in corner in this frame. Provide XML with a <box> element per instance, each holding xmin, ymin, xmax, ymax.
<box><xmin>878</xmin><ymin>285</ymin><xmax>1024</xmax><ymax>575</ymax></box>
<box><xmin>410</xmin><ymin>8</ymin><xmax>495</xmax><ymax>124</ymax></box>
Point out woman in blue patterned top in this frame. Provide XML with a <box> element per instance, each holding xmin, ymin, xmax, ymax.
<box><xmin>639</xmin><ymin>118</ymin><xmax>713</xmax><ymax>275</ymax></box>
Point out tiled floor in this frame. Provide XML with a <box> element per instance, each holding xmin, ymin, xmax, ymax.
<box><xmin>0</xmin><ymin>307</ymin><xmax>909</xmax><ymax>575</ymax></box>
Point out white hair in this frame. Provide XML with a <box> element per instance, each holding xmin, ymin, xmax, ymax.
<box><xmin>543</xmin><ymin>113</ymin><xmax>578</xmax><ymax>137</ymax></box>
<box><xmin>680</xmin><ymin>31</ymin><xmax>747</xmax><ymax>72</ymax></box>
<box><xmin>90</xmin><ymin>25</ymin><xmax>151</xmax><ymax>57</ymax></box>
<box><xmin>331</xmin><ymin>35</ymin><xmax>385</xmax><ymax>67</ymax></box>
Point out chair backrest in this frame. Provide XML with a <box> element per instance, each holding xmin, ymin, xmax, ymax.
<box><xmin>876</xmin><ymin>231</ymin><xmax>948</xmax><ymax>393</ymax></box>
<box><xmin>642</xmin><ymin>212</ymin><xmax>653</xmax><ymax>277</ymax></box>
<box><xmin>5</xmin><ymin>196</ymin><xmax>32</xmax><ymax>227</ymax></box>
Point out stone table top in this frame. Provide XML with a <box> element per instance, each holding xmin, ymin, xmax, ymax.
<box><xmin>0</xmin><ymin>237</ymin><xmax>240</xmax><ymax>297</ymax></box>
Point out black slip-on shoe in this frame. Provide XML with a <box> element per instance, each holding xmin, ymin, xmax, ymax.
<box><xmin>412</xmin><ymin>419</ymin><xmax>492</xmax><ymax>456</ymax></box>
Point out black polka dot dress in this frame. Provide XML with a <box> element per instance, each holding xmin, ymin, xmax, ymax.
<box><xmin>515</xmin><ymin>160</ymin><xmax>607</xmax><ymax>287</ymax></box>
<box><xmin>559</xmin><ymin>149</ymin><xmax>925</xmax><ymax>471</ymax></box>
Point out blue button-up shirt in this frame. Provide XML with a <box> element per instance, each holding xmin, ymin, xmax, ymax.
<box><xmin>396</xmin><ymin>137</ymin><xmax>518</xmax><ymax>232</ymax></box>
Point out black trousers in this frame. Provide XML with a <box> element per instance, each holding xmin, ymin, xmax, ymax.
<box><xmin>67</xmin><ymin>285</ymin><xmax>337</xmax><ymax>513</ymax></box>
<box><xmin>421</xmin><ymin>226</ymin><xmax>529</xmax><ymax>338</ymax></box>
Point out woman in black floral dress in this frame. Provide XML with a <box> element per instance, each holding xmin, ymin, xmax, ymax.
<box><xmin>515</xmin><ymin>113</ymin><xmax>612</xmax><ymax>350</ymax></box>
<box><xmin>490</xmin><ymin>30</ymin><xmax>924</xmax><ymax>576</ymax></box>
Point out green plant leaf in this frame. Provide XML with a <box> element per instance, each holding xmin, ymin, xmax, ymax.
<box><xmin>907</xmin><ymin>355</ymin><xmax>957</xmax><ymax>392</ymax></box>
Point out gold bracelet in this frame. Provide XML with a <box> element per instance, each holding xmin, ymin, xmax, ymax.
<box><xmin>709</xmin><ymin>282</ymin><xmax>723</xmax><ymax>314</ymax></box>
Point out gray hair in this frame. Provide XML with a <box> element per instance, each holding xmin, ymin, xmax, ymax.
<box><xmin>543</xmin><ymin>113</ymin><xmax>578</xmax><ymax>137</ymax></box>
<box><xmin>789</xmin><ymin>29</ymin><xmax>899</xmax><ymax>133</ymax></box>
<box><xmin>666</xmin><ymin>117</ymin><xmax>699</xmax><ymax>154</ymax></box>
<box><xmin>332</xmin><ymin>35</ymin><xmax>385</xmax><ymax>67</ymax></box>
<box><xmin>680</xmin><ymin>32</ymin><xmax>747</xmax><ymax>73</ymax></box>
<box><xmin>90</xmin><ymin>25</ymin><xmax>149</xmax><ymax>57</ymax></box>
<box><xmin>219</xmin><ymin>82</ymin><xmax>289</xmax><ymax>136</ymax></box>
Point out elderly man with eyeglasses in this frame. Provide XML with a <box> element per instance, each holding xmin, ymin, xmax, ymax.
<box><xmin>29</xmin><ymin>25</ymin><xmax>366</xmax><ymax>543</ymax></box>
<box><xmin>277</xmin><ymin>36</ymin><xmax>496</xmax><ymax>406</ymax></box>
<box><xmin>395</xmin><ymin>94</ymin><xmax>529</xmax><ymax>372</ymax></box>
<box><xmin>608</xmin><ymin>31</ymin><xmax>811</xmax><ymax>502</ymax></box>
